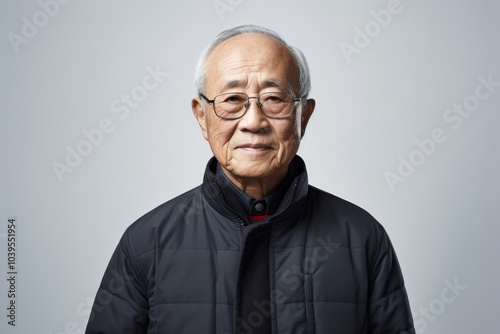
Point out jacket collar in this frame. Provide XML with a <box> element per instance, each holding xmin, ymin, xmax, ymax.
<box><xmin>201</xmin><ymin>155</ymin><xmax>309</xmax><ymax>226</ymax></box>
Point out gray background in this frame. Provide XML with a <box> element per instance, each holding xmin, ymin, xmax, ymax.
<box><xmin>1</xmin><ymin>0</ymin><xmax>499</xmax><ymax>333</ymax></box>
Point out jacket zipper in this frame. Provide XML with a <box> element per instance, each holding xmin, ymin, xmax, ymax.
<box><xmin>212</xmin><ymin>181</ymin><xmax>247</xmax><ymax>231</ymax></box>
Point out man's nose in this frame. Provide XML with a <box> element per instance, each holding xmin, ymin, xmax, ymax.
<box><xmin>239</xmin><ymin>96</ymin><xmax>269</xmax><ymax>131</ymax></box>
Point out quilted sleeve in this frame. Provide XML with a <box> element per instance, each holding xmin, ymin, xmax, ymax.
<box><xmin>368</xmin><ymin>225</ymin><xmax>415</xmax><ymax>334</ymax></box>
<box><xmin>85</xmin><ymin>234</ymin><xmax>149</xmax><ymax>334</ymax></box>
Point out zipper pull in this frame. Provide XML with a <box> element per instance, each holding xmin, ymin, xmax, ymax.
<box><xmin>239</xmin><ymin>219</ymin><xmax>246</xmax><ymax>230</ymax></box>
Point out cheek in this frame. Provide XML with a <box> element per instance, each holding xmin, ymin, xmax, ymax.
<box><xmin>274</xmin><ymin>119</ymin><xmax>301</xmax><ymax>161</ymax></box>
<box><xmin>206</xmin><ymin>116</ymin><xmax>227</xmax><ymax>141</ymax></box>
<box><xmin>207</xmin><ymin>119</ymin><xmax>236</xmax><ymax>158</ymax></box>
<box><xmin>218</xmin><ymin>123</ymin><xmax>237</xmax><ymax>142</ymax></box>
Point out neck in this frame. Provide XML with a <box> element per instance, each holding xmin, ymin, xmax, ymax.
<box><xmin>220</xmin><ymin>167</ymin><xmax>288</xmax><ymax>199</ymax></box>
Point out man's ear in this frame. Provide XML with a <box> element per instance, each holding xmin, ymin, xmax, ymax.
<box><xmin>300</xmin><ymin>98</ymin><xmax>315</xmax><ymax>138</ymax></box>
<box><xmin>192</xmin><ymin>97</ymin><xmax>208</xmax><ymax>141</ymax></box>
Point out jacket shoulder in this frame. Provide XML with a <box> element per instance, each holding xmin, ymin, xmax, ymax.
<box><xmin>119</xmin><ymin>185</ymin><xmax>203</xmax><ymax>260</ymax></box>
<box><xmin>308</xmin><ymin>185</ymin><xmax>378</xmax><ymax>223</ymax></box>
<box><xmin>306</xmin><ymin>185</ymin><xmax>390</xmax><ymax>250</ymax></box>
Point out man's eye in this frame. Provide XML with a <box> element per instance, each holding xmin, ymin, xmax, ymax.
<box><xmin>263</xmin><ymin>94</ymin><xmax>284</xmax><ymax>103</ymax></box>
<box><xmin>222</xmin><ymin>95</ymin><xmax>245</xmax><ymax>103</ymax></box>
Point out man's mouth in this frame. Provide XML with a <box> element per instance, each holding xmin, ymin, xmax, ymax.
<box><xmin>237</xmin><ymin>143</ymin><xmax>273</xmax><ymax>151</ymax></box>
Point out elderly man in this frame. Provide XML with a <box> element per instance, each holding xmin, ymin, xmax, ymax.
<box><xmin>85</xmin><ymin>25</ymin><xmax>415</xmax><ymax>334</ymax></box>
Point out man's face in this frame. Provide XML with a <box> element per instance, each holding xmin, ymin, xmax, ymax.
<box><xmin>192</xmin><ymin>33</ymin><xmax>314</xmax><ymax>186</ymax></box>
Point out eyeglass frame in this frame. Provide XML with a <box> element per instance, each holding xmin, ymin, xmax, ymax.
<box><xmin>199</xmin><ymin>91</ymin><xmax>304</xmax><ymax>120</ymax></box>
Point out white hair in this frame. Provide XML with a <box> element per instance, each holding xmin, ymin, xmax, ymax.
<box><xmin>194</xmin><ymin>25</ymin><xmax>311</xmax><ymax>98</ymax></box>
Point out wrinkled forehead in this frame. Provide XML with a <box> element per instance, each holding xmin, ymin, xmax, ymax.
<box><xmin>205</xmin><ymin>33</ymin><xmax>300</xmax><ymax>94</ymax></box>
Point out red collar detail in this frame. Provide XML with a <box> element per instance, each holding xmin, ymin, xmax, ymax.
<box><xmin>247</xmin><ymin>214</ymin><xmax>269</xmax><ymax>222</ymax></box>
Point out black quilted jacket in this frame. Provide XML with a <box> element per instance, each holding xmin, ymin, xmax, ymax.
<box><xmin>85</xmin><ymin>156</ymin><xmax>415</xmax><ymax>334</ymax></box>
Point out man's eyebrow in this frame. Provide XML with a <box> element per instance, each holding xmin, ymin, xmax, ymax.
<box><xmin>222</xmin><ymin>79</ymin><xmax>290</xmax><ymax>92</ymax></box>
<box><xmin>264</xmin><ymin>79</ymin><xmax>295</xmax><ymax>95</ymax></box>
<box><xmin>263</xmin><ymin>79</ymin><xmax>286</xmax><ymax>90</ymax></box>
<box><xmin>223</xmin><ymin>80</ymin><xmax>244</xmax><ymax>90</ymax></box>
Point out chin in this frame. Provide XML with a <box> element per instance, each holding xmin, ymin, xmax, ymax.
<box><xmin>228</xmin><ymin>161</ymin><xmax>271</xmax><ymax>178</ymax></box>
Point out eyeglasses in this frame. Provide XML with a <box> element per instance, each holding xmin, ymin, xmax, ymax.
<box><xmin>199</xmin><ymin>92</ymin><xmax>302</xmax><ymax>119</ymax></box>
